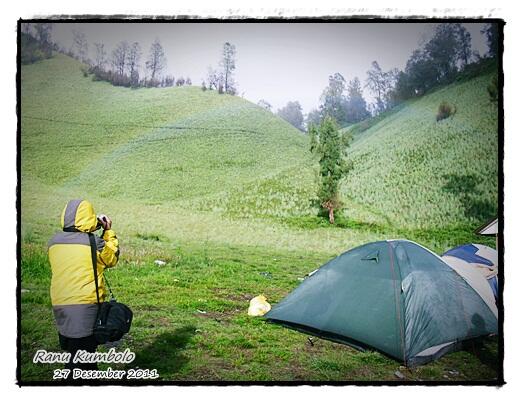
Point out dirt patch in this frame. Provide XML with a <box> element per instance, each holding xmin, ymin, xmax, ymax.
<box><xmin>194</xmin><ymin>308</ymin><xmax>239</xmax><ymax>324</ymax></box>
<box><xmin>211</xmin><ymin>287</ymin><xmax>253</xmax><ymax>303</ymax></box>
<box><xmin>188</xmin><ymin>354</ymin><xmax>237</xmax><ymax>381</ymax></box>
<box><xmin>228</xmin><ymin>294</ymin><xmax>253</xmax><ymax>303</ymax></box>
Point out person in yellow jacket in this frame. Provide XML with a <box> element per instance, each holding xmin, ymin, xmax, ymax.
<box><xmin>48</xmin><ymin>199</ymin><xmax>120</xmax><ymax>371</ymax></box>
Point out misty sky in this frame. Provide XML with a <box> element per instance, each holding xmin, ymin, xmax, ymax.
<box><xmin>50</xmin><ymin>22</ymin><xmax>488</xmax><ymax>114</ymax></box>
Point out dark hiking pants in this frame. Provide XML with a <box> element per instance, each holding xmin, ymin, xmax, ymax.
<box><xmin>59</xmin><ymin>333</ymin><xmax>99</xmax><ymax>371</ymax></box>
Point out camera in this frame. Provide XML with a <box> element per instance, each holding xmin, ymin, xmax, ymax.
<box><xmin>96</xmin><ymin>214</ymin><xmax>108</xmax><ymax>230</ymax></box>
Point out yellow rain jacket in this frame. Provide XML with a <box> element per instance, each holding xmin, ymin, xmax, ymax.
<box><xmin>48</xmin><ymin>199</ymin><xmax>120</xmax><ymax>338</ymax></box>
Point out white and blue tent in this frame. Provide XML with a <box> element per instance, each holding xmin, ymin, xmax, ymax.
<box><xmin>442</xmin><ymin>244</ymin><xmax>498</xmax><ymax>299</ymax></box>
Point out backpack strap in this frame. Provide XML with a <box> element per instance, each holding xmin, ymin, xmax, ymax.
<box><xmin>88</xmin><ymin>233</ymin><xmax>101</xmax><ymax>305</ymax></box>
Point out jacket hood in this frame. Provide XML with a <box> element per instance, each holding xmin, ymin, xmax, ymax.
<box><xmin>60</xmin><ymin>199</ymin><xmax>98</xmax><ymax>233</ymax></box>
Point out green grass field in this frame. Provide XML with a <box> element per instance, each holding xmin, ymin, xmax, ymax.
<box><xmin>20</xmin><ymin>54</ymin><xmax>499</xmax><ymax>382</ymax></box>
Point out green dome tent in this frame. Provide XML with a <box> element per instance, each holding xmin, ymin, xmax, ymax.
<box><xmin>265</xmin><ymin>240</ymin><xmax>498</xmax><ymax>366</ymax></box>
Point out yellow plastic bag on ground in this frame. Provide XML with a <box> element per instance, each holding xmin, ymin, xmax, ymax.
<box><xmin>248</xmin><ymin>295</ymin><xmax>271</xmax><ymax>316</ymax></box>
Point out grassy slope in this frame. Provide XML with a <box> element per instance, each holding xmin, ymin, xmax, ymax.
<box><xmin>20</xmin><ymin>55</ymin><xmax>499</xmax><ymax>382</ymax></box>
<box><xmin>22</xmin><ymin>54</ymin><xmax>308</xmax><ymax>198</ymax></box>
<box><xmin>341</xmin><ymin>74</ymin><xmax>498</xmax><ymax>229</ymax></box>
<box><xmin>210</xmin><ymin>73</ymin><xmax>498</xmax><ymax>237</ymax></box>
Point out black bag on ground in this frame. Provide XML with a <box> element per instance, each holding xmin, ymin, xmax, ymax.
<box><xmin>88</xmin><ymin>233</ymin><xmax>133</xmax><ymax>344</ymax></box>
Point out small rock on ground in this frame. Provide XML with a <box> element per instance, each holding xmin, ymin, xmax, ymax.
<box><xmin>394</xmin><ymin>370</ymin><xmax>405</xmax><ymax>379</ymax></box>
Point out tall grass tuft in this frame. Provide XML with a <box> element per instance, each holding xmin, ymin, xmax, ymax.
<box><xmin>436</xmin><ymin>101</ymin><xmax>457</xmax><ymax>122</ymax></box>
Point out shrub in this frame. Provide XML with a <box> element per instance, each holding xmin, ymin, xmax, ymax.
<box><xmin>146</xmin><ymin>78</ymin><xmax>161</xmax><ymax>88</ymax></box>
<box><xmin>436</xmin><ymin>101</ymin><xmax>457</xmax><ymax>122</ymax></box>
<box><xmin>163</xmin><ymin>75</ymin><xmax>175</xmax><ymax>87</ymax></box>
<box><xmin>487</xmin><ymin>75</ymin><xmax>498</xmax><ymax>102</ymax></box>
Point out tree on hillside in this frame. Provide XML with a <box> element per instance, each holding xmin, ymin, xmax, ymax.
<box><xmin>423</xmin><ymin>24</ymin><xmax>460</xmax><ymax>84</ymax></box>
<box><xmin>388</xmin><ymin>70</ymin><xmax>414</xmax><ymax>104</ymax></box>
<box><xmin>220</xmin><ymin>42</ymin><xmax>237</xmax><ymax>95</ymax></box>
<box><xmin>33</xmin><ymin>23</ymin><xmax>53</xmax><ymax>57</ymax></box>
<box><xmin>277</xmin><ymin>101</ymin><xmax>304</xmax><ymax>131</ymax></box>
<box><xmin>112</xmin><ymin>41</ymin><xmax>129</xmax><ymax>77</ymax></box>
<box><xmin>206</xmin><ymin>66</ymin><xmax>222</xmax><ymax>90</ymax></box>
<box><xmin>403</xmin><ymin>49</ymin><xmax>438</xmax><ymax>96</ymax></box>
<box><xmin>205</xmin><ymin>42</ymin><xmax>238</xmax><ymax>95</ymax></box>
<box><xmin>72</xmin><ymin>29</ymin><xmax>89</xmax><ymax>63</ymax></box>
<box><xmin>320</xmin><ymin>73</ymin><xmax>347</xmax><ymax>125</ymax></box>
<box><xmin>146</xmin><ymin>38</ymin><xmax>167</xmax><ymax>83</ymax></box>
<box><xmin>306</xmin><ymin>108</ymin><xmax>322</xmax><ymax>128</ymax></box>
<box><xmin>454</xmin><ymin>23</ymin><xmax>472</xmax><ymax>67</ymax></box>
<box><xmin>383</xmin><ymin>23</ymin><xmax>494</xmax><ymax>107</ymax></box>
<box><xmin>21</xmin><ymin>23</ymin><xmax>54</xmax><ymax>64</ymax></box>
<box><xmin>21</xmin><ymin>30</ymin><xmax>48</xmax><ymax>64</ymax></box>
<box><xmin>314</xmin><ymin>117</ymin><xmax>352</xmax><ymax>224</ymax></box>
<box><xmin>365</xmin><ymin>61</ymin><xmax>396</xmax><ymax>114</ymax></box>
<box><xmin>345</xmin><ymin>77</ymin><xmax>370</xmax><ymax>123</ymax></box>
<box><xmin>127</xmin><ymin>42</ymin><xmax>142</xmax><ymax>87</ymax></box>
<box><xmin>257</xmin><ymin>99</ymin><xmax>272</xmax><ymax>111</ymax></box>
<box><xmin>93</xmin><ymin>42</ymin><xmax>107</xmax><ymax>71</ymax></box>
<box><xmin>481</xmin><ymin>23</ymin><xmax>499</xmax><ymax>59</ymax></box>
<box><xmin>382</xmin><ymin>68</ymin><xmax>400</xmax><ymax>109</ymax></box>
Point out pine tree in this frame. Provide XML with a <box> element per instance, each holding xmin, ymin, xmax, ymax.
<box><xmin>316</xmin><ymin>117</ymin><xmax>352</xmax><ymax>224</ymax></box>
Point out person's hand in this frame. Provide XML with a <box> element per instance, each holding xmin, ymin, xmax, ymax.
<box><xmin>97</xmin><ymin>214</ymin><xmax>112</xmax><ymax>230</ymax></box>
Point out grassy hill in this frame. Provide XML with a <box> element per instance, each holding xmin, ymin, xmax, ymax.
<box><xmin>22</xmin><ymin>54</ymin><xmax>498</xmax><ymax>246</ymax></box>
<box><xmin>22</xmin><ymin>54</ymin><xmax>325</xmax><ymax>251</ymax></box>
<box><xmin>22</xmin><ymin>54</ymin><xmax>308</xmax><ymax>199</ymax></box>
<box><xmin>341</xmin><ymin>74</ymin><xmax>498</xmax><ymax>229</ymax></box>
<box><xmin>232</xmin><ymin>75</ymin><xmax>498</xmax><ymax>227</ymax></box>
<box><xmin>20</xmin><ymin>54</ymin><xmax>499</xmax><ymax>382</ymax></box>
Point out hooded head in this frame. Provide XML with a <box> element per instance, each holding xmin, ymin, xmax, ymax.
<box><xmin>60</xmin><ymin>199</ymin><xmax>98</xmax><ymax>233</ymax></box>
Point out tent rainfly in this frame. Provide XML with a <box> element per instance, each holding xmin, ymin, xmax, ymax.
<box><xmin>265</xmin><ymin>240</ymin><xmax>498</xmax><ymax>367</ymax></box>
<box><xmin>442</xmin><ymin>244</ymin><xmax>499</xmax><ymax>299</ymax></box>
